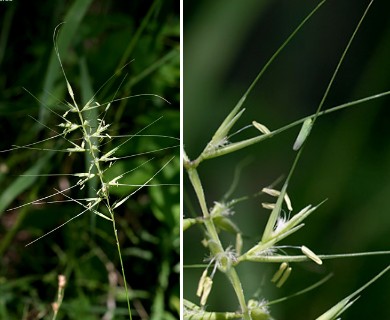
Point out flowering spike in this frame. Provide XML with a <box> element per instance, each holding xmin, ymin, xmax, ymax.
<box><xmin>204</xmin><ymin>108</ymin><xmax>246</xmax><ymax>156</ymax></box>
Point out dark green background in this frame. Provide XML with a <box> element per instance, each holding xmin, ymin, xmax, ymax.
<box><xmin>0</xmin><ymin>1</ymin><xmax>179</xmax><ymax>319</ymax></box>
<box><xmin>184</xmin><ymin>1</ymin><xmax>389</xmax><ymax>319</ymax></box>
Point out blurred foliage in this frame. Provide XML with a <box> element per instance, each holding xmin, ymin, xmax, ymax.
<box><xmin>0</xmin><ymin>0</ymin><xmax>179</xmax><ymax>319</ymax></box>
<box><xmin>184</xmin><ymin>0</ymin><xmax>389</xmax><ymax>319</ymax></box>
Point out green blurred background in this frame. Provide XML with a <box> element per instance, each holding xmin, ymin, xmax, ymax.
<box><xmin>184</xmin><ymin>0</ymin><xmax>389</xmax><ymax>319</ymax></box>
<box><xmin>0</xmin><ymin>1</ymin><xmax>179</xmax><ymax>319</ymax></box>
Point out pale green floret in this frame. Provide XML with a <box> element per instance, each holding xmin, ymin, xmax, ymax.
<box><xmin>196</xmin><ymin>270</ymin><xmax>208</xmax><ymax>297</ymax></box>
<box><xmin>203</xmin><ymin>108</ymin><xmax>246</xmax><ymax>157</ymax></box>
<box><xmin>276</xmin><ymin>266</ymin><xmax>292</xmax><ymax>288</ymax></box>
<box><xmin>211</xmin><ymin>106</ymin><xmax>246</xmax><ymax>149</ymax></box>
<box><xmin>98</xmin><ymin>146</ymin><xmax>119</xmax><ymax>162</ymax></box>
<box><xmin>210</xmin><ymin>202</ymin><xmax>234</xmax><ymax>216</ymax></box>
<box><xmin>284</xmin><ymin>193</ymin><xmax>293</xmax><ymax>211</ymax></box>
<box><xmin>271</xmin><ymin>262</ymin><xmax>288</xmax><ymax>283</ymax></box>
<box><xmin>183</xmin><ymin>218</ymin><xmax>198</xmax><ymax>231</ymax></box>
<box><xmin>273</xmin><ymin>215</ymin><xmax>288</xmax><ymax>234</ymax></box>
<box><xmin>80</xmin><ymin>99</ymin><xmax>98</xmax><ymax>112</ymax></box>
<box><xmin>301</xmin><ymin>245</ymin><xmax>323</xmax><ymax>265</ymax></box>
<box><xmin>262</xmin><ymin>187</ymin><xmax>293</xmax><ymax>211</ymax></box>
<box><xmin>248</xmin><ymin>299</ymin><xmax>273</xmax><ymax>320</ymax></box>
<box><xmin>210</xmin><ymin>202</ymin><xmax>240</xmax><ymax>234</ymax></box>
<box><xmin>58</xmin><ymin>122</ymin><xmax>81</xmax><ymax>133</ymax></box>
<box><xmin>270</xmin><ymin>202</ymin><xmax>324</xmax><ymax>238</ymax></box>
<box><xmin>262</xmin><ymin>187</ymin><xmax>280</xmax><ymax>197</ymax></box>
<box><xmin>252</xmin><ymin>121</ymin><xmax>271</xmax><ymax>135</ymax></box>
<box><xmin>293</xmin><ymin>117</ymin><xmax>313</xmax><ymax>151</ymax></box>
<box><xmin>66</xmin><ymin>81</ymin><xmax>75</xmax><ymax>102</ymax></box>
<box><xmin>200</xmin><ymin>277</ymin><xmax>213</xmax><ymax>306</ymax></box>
<box><xmin>262</xmin><ymin>202</ymin><xmax>276</xmax><ymax>210</ymax></box>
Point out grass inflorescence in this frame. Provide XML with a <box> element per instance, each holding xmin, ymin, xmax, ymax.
<box><xmin>0</xmin><ymin>1</ymin><xmax>179</xmax><ymax>319</ymax></box>
<box><xmin>184</xmin><ymin>1</ymin><xmax>390</xmax><ymax>319</ymax></box>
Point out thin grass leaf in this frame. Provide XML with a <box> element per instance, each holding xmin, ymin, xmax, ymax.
<box><xmin>117</xmin><ymin>0</ymin><xmax>162</xmax><ymax>74</ymax></box>
<box><xmin>315</xmin><ymin>265</ymin><xmax>390</xmax><ymax>320</ymax></box>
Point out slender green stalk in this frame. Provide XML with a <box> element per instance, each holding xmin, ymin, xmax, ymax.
<box><xmin>187</xmin><ymin>169</ymin><xmax>250</xmax><ymax>319</ymax></box>
<box><xmin>240</xmin><ymin>251</ymin><xmax>390</xmax><ymax>263</ymax></box>
<box><xmin>109</xmin><ymin>206</ymin><xmax>132</xmax><ymax>319</ymax></box>
<box><xmin>186</xmin><ymin>163</ymin><xmax>251</xmax><ymax>319</ymax></box>
<box><xmin>186</xmin><ymin>167</ymin><xmax>224</xmax><ymax>254</ymax></box>
<box><xmin>226</xmin><ymin>269</ymin><xmax>250</xmax><ymax>320</ymax></box>
<box><xmin>76</xmin><ymin>103</ymin><xmax>133</xmax><ymax>318</ymax></box>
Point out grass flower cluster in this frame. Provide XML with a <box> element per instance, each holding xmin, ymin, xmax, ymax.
<box><xmin>183</xmin><ymin>1</ymin><xmax>389</xmax><ymax>319</ymax></box>
<box><xmin>0</xmin><ymin>1</ymin><xmax>179</xmax><ymax>318</ymax></box>
<box><xmin>1</xmin><ymin>27</ymin><xmax>177</xmax><ymax>319</ymax></box>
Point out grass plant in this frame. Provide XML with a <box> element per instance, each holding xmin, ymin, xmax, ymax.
<box><xmin>0</xmin><ymin>1</ymin><xmax>179</xmax><ymax>319</ymax></box>
<box><xmin>183</xmin><ymin>1</ymin><xmax>390</xmax><ymax>319</ymax></box>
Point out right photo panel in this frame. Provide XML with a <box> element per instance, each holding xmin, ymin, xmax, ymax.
<box><xmin>183</xmin><ymin>1</ymin><xmax>390</xmax><ymax>319</ymax></box>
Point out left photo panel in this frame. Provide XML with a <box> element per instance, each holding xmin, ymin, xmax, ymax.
<box><xmin>0</xmin><ymin>1</ymin><xmax>180</xmax><ymax>319</ymax></box>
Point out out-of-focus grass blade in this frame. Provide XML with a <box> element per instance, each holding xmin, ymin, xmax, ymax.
<box><xmin>118</xmin><ymin>0</ymin><xmax>161</xmax><ymax>71</ymax></box>
<box><xmin>39</xmin><ymin>0</ymin><xmax>93</xmax><ymax>122</ymax></box>
<box><xmin>128</xmin><ymin>48</ymin><xmax>179</xmax><ymax>89</ymax></box>
<box><xmin>151</xmin><ymin>259</ymin><xmax>170</xmax><ymax>320</ymax></box>
<box><xmin>100</xmin><ymin>0</ymin><xmax>162</xmax><ymax>99</ymax></box>
<box><xmin>0</xmin><ymin>152</ymin><xmax>53</xmax><ymax>216</ymax></box>
<box><xmin>0</xmin><ymin>4</ymin><xmax>15</xmax><ymax>67</ymax></box>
